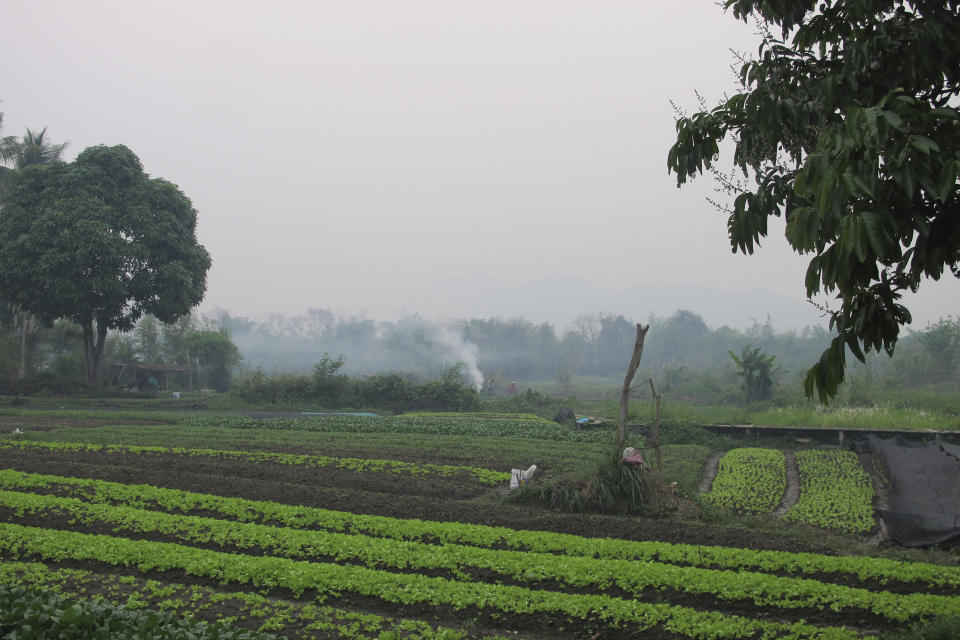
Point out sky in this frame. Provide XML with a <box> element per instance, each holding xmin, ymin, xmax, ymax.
<box><xmin>1</xmin><ymin>0</ymin><xmax>955</xmax><ymax>332</ymax></box>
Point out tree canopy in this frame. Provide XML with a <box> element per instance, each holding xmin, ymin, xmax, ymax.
<box><xmin>184</xmin><ymin>329</ymin><xmax>241</xmax><ymax>392</ymax></box>
<box><xmin>667</xmin><ymin>0</ymin><xmax>960</xmax><ymax>400</ymax></box>
<box><xmin>0</xmin><ymin>144</ymin><xmax>211</xmax><ymax>386</ymax></box>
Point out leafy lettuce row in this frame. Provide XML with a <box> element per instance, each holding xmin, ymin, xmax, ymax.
<box><xmin>2</xmin><ymin>488</ymin><xmax>957</xmax><ymax>623</ymax></box>
<box><xmin>0</xmin><ymin>561</ymin><xmax>487</xmax><ymax>640</ymax></box>
<box><xmin>2</xmin><ymin>469</ymin><xmax>958</xmax><ymax>589</ymax></box>
<box><xmin>0</xmin><ymin>522</ymin><xmax>862</xmax><ymax>640</ymax></box>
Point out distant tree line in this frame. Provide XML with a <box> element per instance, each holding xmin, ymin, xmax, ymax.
<box><xmin>2</xmin><ymin>305</ymin><xmax>956</xmax><ymax>404</ymax></box>
<box><xmin>208</xmin><ymin>308</ymin><xmax>959</xmax><ymax>401</ymax></box>
<box><xmin>207</xmin><ymin>308</ymin><xmax>829</xmax><ymax>382</ymax></box>
<box><xmin>0</xmin><ymin>313</ymin><xmax>238</xmax><ymax>395</ymax></box>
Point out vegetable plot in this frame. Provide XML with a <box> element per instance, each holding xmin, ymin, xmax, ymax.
<box><xmin>1</xmin><ymin>464</ymin><xmax>959</xmax><ymax>638</ymax></box>
<box><xmin>784</xmin><ymin>450</ymin><xmax>876</xmax><ymax>534</ymax></box>
<box><xmin>3</xmin><ymin>469</ymin><xmax>959</xmax><ymax>589</ymax></box>
<box><xmin>0</xmin><ymin>522</ymin><xmax>869</xmax><ymax>639</ymax></box>
<box><xmin>2</xmin><ymin>489</ymin><xmax>958</xmax><ymax>622</ymax></box>
<box><xmin>0</xmin><ymin>439</ymin><xmax>509</xmax><ymax>486</ymax></box>
<box><xmin>704</xmin><ymin>448</ymin><xmax>787</xmax><ymax>512</ymax></box>
<box><xmin>2</xmin><ymin>417</ymin><xmax>959</xmax><ymax>639</ymax></box>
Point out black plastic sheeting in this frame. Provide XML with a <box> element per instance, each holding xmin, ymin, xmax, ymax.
<box><xmin>869</xmin><ymin>436</ymin><xmax>960</xmax><ymax>547</ymax></box>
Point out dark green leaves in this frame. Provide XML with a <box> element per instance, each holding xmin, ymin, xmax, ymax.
<box><xmin>669</xmin><ymin>0</ymin><xmax>960</xmax><ymax>401</ymax></box>
<box><xmin>0</xmin><ymin>144</ymin><xmax>211</xmax><ymax>385</ymax></box>
<box><xmin>0</xmin><ymin>585</ymin><xmax>273</xmax><ymax>640</ymax></box>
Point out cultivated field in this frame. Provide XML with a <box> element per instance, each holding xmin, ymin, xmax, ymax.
<box><xmin>1</xmin><ymin>411</ymin><xmax>958</xmax><ymax>639</ymax></box>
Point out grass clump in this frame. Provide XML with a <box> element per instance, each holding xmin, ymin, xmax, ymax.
<box><xmin>888</xmin><ymin>616</ymin><xmax>960</xmax><ymax>640</ymax></box>
<box><xmin>509</xmin><ymin>445</ymin><xmax>660</xmax><ymax>515</ymax></box>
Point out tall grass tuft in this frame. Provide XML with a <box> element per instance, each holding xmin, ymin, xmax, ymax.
<box><xmin>509</xmin><ymin>444</ymin><xmax>661</xmax><ymax>514</ymax></box>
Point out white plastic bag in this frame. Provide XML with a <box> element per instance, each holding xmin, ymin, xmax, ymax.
<box><xmin>509</xmin><ymin>464</ymin><xmax>537</xmax><ymax>489</ymax></box>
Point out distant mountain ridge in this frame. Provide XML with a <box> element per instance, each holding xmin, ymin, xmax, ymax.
<box><xmin>428</xmin><ymin>275</ymin><xmax>828</xmax><ymax>332</ymax></box>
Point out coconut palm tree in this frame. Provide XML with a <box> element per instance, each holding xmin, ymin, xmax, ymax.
<box><xmin>0</xmin><ymin>126</ymin><xmax>67</xmax><ymax>169</ymax></box>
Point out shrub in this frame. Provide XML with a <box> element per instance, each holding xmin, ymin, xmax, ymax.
<box><xmin>232</xmin><ymin>366</ymin><xmax>482</xmax><ymax>413</ymax></box>
<box><xmin>417</xmin><ymin>379</ymin><xmax>480</xmax><ymax>412</ymax></box>
<box><xmin>351</xmin><ymin>374</ymin><xmax>415</xmax><ymax>412</ymax></box>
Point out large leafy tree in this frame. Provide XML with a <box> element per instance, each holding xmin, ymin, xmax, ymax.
<box><xmin>0</xmin><ymin>122</ymin><xmax>68</xmax><ymax>379</ymax></box>
<box><xmin>668</xmin><ymin>0</ymin><xmax>960</xmax><ymax>400</ymax></box>
<box><xmin>0</xmin><ymin>144</ymin><xmax>211</xmax><ymax>387</ymax></box>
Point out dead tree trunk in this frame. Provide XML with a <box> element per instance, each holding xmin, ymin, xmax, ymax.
<box><xmin>618</xmin><ymin>324</ymin><xmax>650</xmax><ymax>447</ymax></box>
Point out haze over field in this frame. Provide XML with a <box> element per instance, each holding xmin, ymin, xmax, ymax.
<box><xmin>1</xmin><ymin>1</ymin><xmax>955</xmax><ymax>331</ymax></box>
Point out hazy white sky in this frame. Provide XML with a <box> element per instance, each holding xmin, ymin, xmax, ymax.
<box><xmin>2</xmin><ymin>1</ymin><xmax>955</xmax><ymax>330</ymax></box>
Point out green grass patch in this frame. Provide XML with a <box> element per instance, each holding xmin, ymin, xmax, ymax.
<box><xmin>658</xmin><ymin>444</ymin><xmax>712</xmax><ymax>495</ymax></box>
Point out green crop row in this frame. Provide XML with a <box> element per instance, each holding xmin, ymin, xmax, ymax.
<box><xmin>14</xmin><ymin>424</ymin><xmax>601</xmax><ymax>471</ymax></box>
<box><xmin>0</xmin><ymin>439</ymin><xmax>510</xmax><ymax>486</ymax></box>
<box><xmin>0</xmin><ymin>522</ymin><xmax>865</xmax><ymax>639</ymax></box>
<box><xmin>705</xmin><ymin>448</ymin><xmax>787</xmax><ymax>513</ymax></box>
<box><xmin>2</xmin><ymin>469</ymin><xmax>958</xmax><ymax>589</ymax></box>
<box><xmin>172</xmin><ymin>413</ymin><xmax>638</xmax><ymax>444</ymax></box>
<box><xmin>0</xmin><ymin>561</ymin><xmax>493</xmax><ymax>640</ymax></box>
<box><xmin>399</xmin><ymin>412</ymin><xmax>547</xmax><ymax>421</ymax></box>
<box><xmin>783</xmin><ymin>450</ymin><xmax>876</xmax><ymax>534</ymax></box>
<box><xmin>3</xmin><ymin>488</ymin><xmax>956</xmax><ymax>623</ymax></box>
<box><xmin>0</xmin><ymin>583</ymin><xmax>276</xmax><ymax>640</ymax></box>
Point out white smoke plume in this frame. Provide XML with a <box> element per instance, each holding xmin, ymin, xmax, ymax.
<box><xmin>201</xmin><ymin>309</ymin><xmax>485</xmax><ymax>389</ymax></box>
<box><xmin>433</xmin><ymin>325</ymin><xmax>484</xmax><ymax>391</ymax></box>
<box><xmin>386</xmin><ymin>315</ymin><xmax>484</xmax><ymax>391</ymax></box>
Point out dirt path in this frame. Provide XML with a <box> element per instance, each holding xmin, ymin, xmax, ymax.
<box><xmin>861</xmin><ymin>452</ymin><xmax>890</xmax><ymax>544</ymax></box>
<box><xmin>773</xmin><ymin>451</ymin><xmax>801</xmax><ymax>516</ymax></box>
<box><xmin>697</xmin><ymin>451</ymin><xmax>725</xmax><ymax>495</ymax></box>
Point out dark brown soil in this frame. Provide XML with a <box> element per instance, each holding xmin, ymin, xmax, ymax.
<box><xmin>0</xmin><ymin>444</ymin><xmax>831</xmax><ymax>554</ymax></box>
<box><xmin>0</xmin><ymin>415</ymin><xmax>168</xmax><ymax>431</ymax></box>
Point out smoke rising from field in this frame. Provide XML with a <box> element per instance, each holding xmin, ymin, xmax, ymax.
<box><xmin>433</xmin><ymin>325</ymin><xmax>484</xmax><ymax>390</ymax></box>
<box><xmin>213</xmin><ymin>309</ymin><xmax>484</xmax><ymax>389</ymax></box>
<box><xmin>202</xmin><ymin>307</ymin><xmax>848</xmax><ymax>390</ymax></box>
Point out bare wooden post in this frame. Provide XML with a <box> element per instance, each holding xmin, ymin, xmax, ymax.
<box><xmin>618</xmin><ymin>324</ymin><xmax>650</xmax><ymax>447</ymax></box>
<box><xmin>648</xmin><ymin>378</ymin><xmax>663</xmax><ymax>472</ymax></box>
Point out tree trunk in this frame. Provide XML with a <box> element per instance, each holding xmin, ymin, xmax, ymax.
<box><xmin>618</xmin><ymin>324</ymin><xmax>650</xmax><ymax>447</ymax></box>
<box><xmin>82</xmin><ymin>319</ymin><xmax>109</xmax><ymax>388</ymax></box>
<box><xmin>17</xmin><ymin>313</ymin><xmax>27</xmax><ymax>380</ymax></box>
